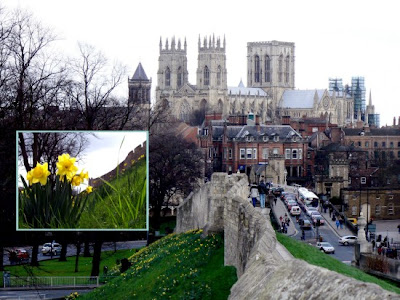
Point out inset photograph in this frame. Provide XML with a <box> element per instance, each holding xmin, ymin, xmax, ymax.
<box><xmin>17</xmin><ymin>131</ymin><xmax>148</xmax><ymax>230</ymax></box>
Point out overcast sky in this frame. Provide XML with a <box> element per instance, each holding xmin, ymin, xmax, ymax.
<box><xmin>3</xmin><ymin>0</ymin><xmax>400</xmax><ymax>126</ymax></box>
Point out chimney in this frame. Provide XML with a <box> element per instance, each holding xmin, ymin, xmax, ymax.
<box><xmin>282</xmin><ymin>115</ymin><xmax>290</xmax><ymax>125</ymax></box>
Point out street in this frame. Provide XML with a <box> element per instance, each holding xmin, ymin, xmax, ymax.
<box><xmin>3</xmin><ymin>240</ymin><xmax>147</xmax><ymax>266</ymax></box>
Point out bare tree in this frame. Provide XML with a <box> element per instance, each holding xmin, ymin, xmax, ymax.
<box><xmin>66</xmin><ymin>43</ymin><xmax>126</xmax><ymax>130</ymax></box>
<box><xmin>149</xmin><ymin>126</ymin><xmax>203</xmax><ymax>229</ymax></box>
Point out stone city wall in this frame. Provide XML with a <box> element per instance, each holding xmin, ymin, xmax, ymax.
<box><xmin>176</xmin><ymin>173</ymin><xmax>400</xmax><ymax>299</ymax></box>
<box><xmin>89</xmin><ymin>141</ymin><xmax>146</xmax><ymax>188</ymax></box>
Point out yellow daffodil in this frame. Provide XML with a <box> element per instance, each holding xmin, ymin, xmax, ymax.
<box><xmin>71</xmin><ymin>175</ymin><xmax>83</xmax><ymax>187</ymax></box>
<box><xmin>86</xmin><ymin>186</ymin><xmax>93</xmax><ymax>193</ymax></box>
<box><xmin>27</xmin><ymin>162</ymin><xmax>51</xmax><ymax>186</ymax></box>
<box><xmin>56</xmin><ymin>153</ymin><xmax>78</xmax><ymax>181</ymax></box>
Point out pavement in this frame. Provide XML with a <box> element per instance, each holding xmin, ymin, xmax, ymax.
<box><xmin>319</xmin><ymin>208</ymin><xmax>353</xmax><ymax>238</ymax></box>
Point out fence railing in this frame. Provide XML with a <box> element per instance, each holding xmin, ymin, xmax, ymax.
<box><xmin>2</xmin><ymin>276</ymin><xmax>118</xmax><ymax>288</ymax></box>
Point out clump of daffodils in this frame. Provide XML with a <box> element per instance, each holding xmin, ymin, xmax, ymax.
<box><xmin>25</xmin><ymin>153</ymin><xmax>93</xmax><ymax>193</ymax></box>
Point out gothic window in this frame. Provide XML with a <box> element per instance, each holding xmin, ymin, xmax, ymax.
<box><xmin>204</xmin><ymin>66</ymin><xmax>210</xmax><ymax>86</ymax></box>
<box><xmin>265</xmin><ymin>55</ymin><xmax>271</xmax><ymax>83</ymax></box>
<box><xmin>254</xmin><ymin>55</ymin><xmax>260</xmax><ymax>83</ymax></box>
<box><xmin>179</xmin><ymin>100</ymin><xmax>190</xmax><ymax>122</ymax></box>
<box><xmin>278</xmin><ymin>55</ymin><xmax>283</xmax><ymax>83</ymax></box>
<box><xmin>177</xmin><ymin>67</ymin><xmax>182</xmax><ymax>88</ymax></box>
<box><xmin>165</xmin><ymin>67</ymin><xmax>171</xmax><ymax>87</ymax></box>
<box><xmin>285</xmin><ymin>55</ymin><xmax>290</xmax><ymax>83</ymax></box>
<box><xmin>217</xmin><ymin>65</ymin><xmax>222</xmax><ymax>86</ymax></box>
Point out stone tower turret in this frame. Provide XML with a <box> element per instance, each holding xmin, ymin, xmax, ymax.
<box><xmin>128</xmin><ymin>62</ymin><xmax>151</xmax><ymax>106</ymax></box>
<box><xmin>247</xmin><ymin>41</ymin><xmax>295</xmax><ymax>114</ymax></box>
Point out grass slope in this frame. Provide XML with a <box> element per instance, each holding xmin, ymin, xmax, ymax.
<box><xmin>276</xmin><ymin>233</ymin><xmax>400</xmax><ymax>294</ymax></box>
<box><xmin>79</xmin><ymin>158</ymin><xmax>147</xmax><ymax>229</ymax></box>
<box><xmin>81</xmin><ymin>230</ymin><xmax>237</xmax><ymax>300</ymax></box>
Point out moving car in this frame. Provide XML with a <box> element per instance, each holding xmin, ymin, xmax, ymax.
<box><xmin>290</xmin><ymin>205</ymin><xmax>301</xmax><ymax>216</ymax></box>
<box><xmin>338</xmin><ymin>235</ymin><xmax>357</xmax><ymax>246</ymax></box>
<box><xmin>312</xmin><ymin>215</ymin><xmax>325</xmax><ymax>226</ymax></box>
<box><xmin>316</xmin><ymin>242</ymin><xmax>335</xmax><ymax>254</ymax></box>
<box><xmin>347</xmin><ymin>218</ymin><xmax>357</xmax><ymax>225</ymax></box>
<box><xmin>41</xmin><ymin>242</ymin><xmax>62</xmax><ymax>255</ymax></box>
<box><xmin>300</xmin><ymin>219</ymin><xmax>312</xmax><ymax>230</ymax></box>
<box><xmin>306</xmin><ymin>207</ymin><xmax>318</xmax><ymax>216</ymax></box>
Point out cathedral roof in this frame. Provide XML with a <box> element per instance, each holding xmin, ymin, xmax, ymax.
<box><xmin>228</xmin><ymin>82</ymin><xmax>268</xmax><ymax>97</ymax></box>
<box><xmin>281</xmin><ymin>90</ymin><xmax>325</xmax><ymax>109</ymax></box>
<box><xmin>131</xmin><ymin>63</ymin><xmax>149</xmax><ymax>81</ymax></box>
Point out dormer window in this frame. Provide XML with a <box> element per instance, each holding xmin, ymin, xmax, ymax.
<box><xmin>273</xmin><ymin>135</ymin><xmax>279</xmax><ymax>142</ymax></box>
<box><xmin>246</xmin><ymin>136</ymin><xmax>254</xmax><ymax>142</ymax></box>
<box><xmin>263</xmin><ymin>136</ymin><xmax>269</xmax><ymax>142</ymax></box>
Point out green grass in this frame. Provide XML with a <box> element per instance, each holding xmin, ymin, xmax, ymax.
<box><xmin>276</xmin><ymin>233</ymin><xmax>400</xmax><ymax>294</ymax></box>
<box><xmin>1</xmin><ymin>249</ymin><xmax>137</xmax><ymax>278</ymax></box>
<box><xmin>81</xmin><ymin>230</ymin><xmax>237</xmax><ymax>299</ymax></box>
<box><xmin>79</xmin><ymin>158</ymin><xmax>147</xmax><ymax>229</ymax></box>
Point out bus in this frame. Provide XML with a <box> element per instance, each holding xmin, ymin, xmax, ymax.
<box><xmin>298</xmin><ymin>188</ymin><xmax>319</xmax><ymax>208</ymax></box>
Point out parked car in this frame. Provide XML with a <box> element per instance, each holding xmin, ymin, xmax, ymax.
<box><xmin>316</xmin><ymin>242</ymin><xmax>335</xmax><ymax>254</ymax></box>
<box><xmin>338</xmin><ymin>235</ymin><xmax>358</xmax><ymax>246</ymax></box>
<box><xmin>309</xmin><ymin>211</ymin><xmax>321</xmax><ymax>218</ymax></box>
<box><xmin>8</xmin><ymin>248</ymin><xmax>30</xmax><ymax>264</ymax></box>
<box><xmin>347</xmin><ymin>218</ymin><xmax>357</xmax><ymax>225</ymax></box>
<box><xmin>41</xmin><ymin>242</ymin><xmax>62</xmax><ymax>256</ymax></box>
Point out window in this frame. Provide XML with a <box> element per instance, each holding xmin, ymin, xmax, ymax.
<box><xmin>312</xmin><ymin>127</ymin><xmax>318</xmax><ymax>133</ymax></box>
<box><xmin>273</xmin><ymin>135</ymin><xmax>279</xmax><ymax>142</ymax></box>
<box><xmin>265</xmin><ymin>55</ymin><xmax>271</xmax><ymax>82</ymax></box>
<box><xmin>298</xmin><ymin>149</ymin><xmax>303</xmax><ymax>160</ymax></box>
<box><xmin>285</xmin><ymin>149</ymin><xmax>291</xmax><ymax>159</ymax></box>
<box><xmin>247</xmin><ymin>149</ymin><xmax>252</xmax><ymax>159</ymax></box>
<box><xmin>217</xmin><ymin>66</ymin><xmax>222</xmax><ymax>86</ymax></box>
<box><xmin>382</xmin><ymin>151</ymin><xmax>386</xmax><ymax>160</ymax></box>
<box><xmin>390</xmin><ymin>141</ymin><xmax>394</xmax><ymax>148</ymax></box>
<box><xmin>254</xmin><ymin>55</ymin><xmax>260</xmax><ymax>83</ymax></box>
<box><xmin>204</xmin><ymin>66</ymin><xmax>210</xmax><ymax>86</ymax></box>
<box><xmin>365</xmin><ymin>141</ymin><xmax>369</xmax><ymax>147</ymax></box>
<box><xmin>223</xmin><ymin>148</ymin><xmax>227</xmax><ymax>159</ymax></box>
<box><xmin>177</xmin><ymin>66</ymin><xmax>182</xmax><ymax>88</ymax></box>
<box><xmin>361</xmin><ymin>177</ymin><xmax>366</xmax><ymax>184</ymax></box>
<box><xmin>208</xmin><ymin>148</ymin><xmax>212</xmax><ymax>158</ymax></box>
<box><xmin>165</xmin><ymin>67</ymin><xmax>171</xmax><ymax>86</ymax></box>
<box><xmin>348</xmin><ymin>177</ymin><xmax>351</xmax><ymax>184</ymax></box>
<box><xmin>375</xmin><ymin>205</ymin><xmax>381</xmax><ymax>215</ymax></box>
<box><xmin>263</xmin><ymin>136</ymin><xmax>269</xmax><ymax>142</ymax></box>
<box><xmin>278</xmin><ymin>55</ymin><xmax>283</xmax><ymax>83</ymax></box>
<box><xmin>292</xmin><ymin>149</ymin><xmax>298</xmax><ymax>159</ymax></box>
<box><xmin>374</xmin><ymin>151</ymin><xmax>379</xmax><ymax>159</ymax></box>
<box><xmin>246</xmin><ymin>136</ymin><xmax>254</xmax><ymax>142</ymax></box>
<box><xmin>351</xmin><ymin>206</ymin><xmax>358</xmax><ymax>216</ymax></box>
<box><xmin>262</xmin><ymin>148</ymin><xmax>268</xmax><ymax>159</ymax></box>
<box><xmin>285</xmin><ymin>55</ymin><xmax>290</xmax><ymax>83</ymax></box>
<box><xmin>253</xmin><ymin>149</ymin><xmax>257</xmax><ymax>159</ymax></box>
<box><xmin>388</xmin><ymin>203</ymin><xmax>394</xmax><ymax>215</ymax></box>
<box><xmin>374</xmin><ymin>141</ymin><xmax>378</xmax><ymax>148</ymax></box>
<box><xmin>398</xmin><ymin>151</ymin><xmax>400</xmax><ymax>159</ymax></box>
<box><xmin>390</xmin><ymin>151</ymin><xmax>394</xmax><ymax>159</ymax></box>
<box><xmin>382</xmin><ymin>142</ymin><xmax>386</xmax><ymax>148</ymax></box>
<box><xmin>357</xmin><ymin>141</ymin><xmax>361</xmax><ymax>147</ymax></box>
<box><xmin>389</xmin><ymin>195</ymin><xmax>394</xmax><ymax>200</ymax></box>
<box><xmin>398</xmin><ymin>141</ymin><xmax>400</xmax><ymax>147</ymax></box>
<box><xmin>376</xmin><ymin>195</ymin><xmax>380</xmax><ymax>200</ymax></box>
<box><xmin>273</xmin><ymin>148</ymin><xmax>279</xmax><ymax>155</ymax></box>
<box><xmin>240</xmin><ymin>148</ymin><xmax>245</xmax><ymax>159</ymax></box>
<box><xmin>228</xmin><ymin>148</ymin><xmax>232</xmax><ymax>159</ymax></box>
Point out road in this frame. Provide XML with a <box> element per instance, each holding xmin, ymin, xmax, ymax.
<box><xmin>271</xmin><ymin>189</ymin><xmax>355</xmax><ymax>264</ymax></box>
<box><xmin>3</xmin><ymin>240</ymin><xmax>147</xmax><ymax>266</ymax></box>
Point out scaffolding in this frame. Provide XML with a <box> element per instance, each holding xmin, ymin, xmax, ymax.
<box><xmin>368</xmin><ymin>113</ymin><xmax>380</xmax><ymax>128</ymax></box>
<box><xmin>351</xmin><ymin>77</ymin><xmax>366</xmax><ymax>120</ymax></box>
<box><xmin>329</xmin><ymin>78</ymin><xmax>344</xmax><ymax>92</ymax></box>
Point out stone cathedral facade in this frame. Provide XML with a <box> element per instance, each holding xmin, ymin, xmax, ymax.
<box><xmin>155</xmin><ymin>35</ymin><xmax>355</xmax><ymax>127</ymax></box>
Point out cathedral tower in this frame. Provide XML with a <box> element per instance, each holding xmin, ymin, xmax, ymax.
<box><xmin>196</xmin><ymin>35</ymin><xmax>228</xmax><ymax>114</ymax></box>
<box><xmin>156</xmin><ymin>37</ymin><xmax>188</xmax><ymax>93</ymax></box>
<box><xmin>128</xmin><ymin>63</ymin><xmax>151</xmax><ymax>106</ymax></box>
<box><xmin>247</xmin><ymin>41</ymin><xmax>295</xmax><ymax>110</ymax></box>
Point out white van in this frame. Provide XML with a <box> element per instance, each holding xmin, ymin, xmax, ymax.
<box><xmin>290</xmin><ymin>205</ymin><xmax>301</xmax><ymax>216</ymax></box>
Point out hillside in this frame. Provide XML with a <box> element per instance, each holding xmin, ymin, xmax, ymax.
<box><xmin>80</xmin><ymin>230</ymin><xmax>237</xmax><ymax>299</ymax></box>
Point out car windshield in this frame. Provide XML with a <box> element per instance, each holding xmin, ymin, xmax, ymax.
<box><xmin>320</xmin><ymin>242</ymin><xmax>332</xmax><ymax>247</ymax></box>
